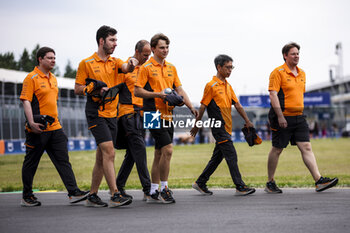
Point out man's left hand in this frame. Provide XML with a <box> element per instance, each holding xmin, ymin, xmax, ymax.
<box><xmin>245</xmin><ymin>121</ymin><xmax>254</xmax><ymax>128</ymax></box>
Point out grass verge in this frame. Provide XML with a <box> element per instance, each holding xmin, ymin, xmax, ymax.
<box><xmin>0</xmin><ymin>138</ymin><xmax>349</xmax><ymax>192</ymax></box>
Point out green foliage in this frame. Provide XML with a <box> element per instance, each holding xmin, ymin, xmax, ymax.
<box><xmin>18</xmin><ymin>48</ymin><xmax>33</xmax><ymax>72</ymax></box>
<box><xmin>30</xmin><ymin>44</ymin><xmax>40</xmax><ymax>67</ymax></box>
<box><xmin>0</xmin><ymin>138</ymin><xmax>349</xmax><ymax>192</ymax></box>
<box><xmin>0</xmin><ymin>44</ymin><xmax>63</xmax><ymax>76</ymax></box>
<box><xmin>0</xmin><ymin>52</ymin><xmax>17</xmax><ymax>69</ymax></box>
<box><xmin>64</xmin><ymin>60</ymin><xmax>77</xmax><ymax>78</ymax></box>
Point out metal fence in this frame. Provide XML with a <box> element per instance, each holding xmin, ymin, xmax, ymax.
<box><xmin>0</xmin><ymin>93</ymin><xmax>91</xmax><ymax>140</ymax></box>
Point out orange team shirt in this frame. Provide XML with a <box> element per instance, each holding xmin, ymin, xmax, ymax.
<box><xmin>201</xmin><ymin>76</ymin><xmax>239</xmax><ymax>136</ymax></box>
<box><xmin>136</xmin><ymin>57</ymin><xmax>182</xmax><ymax>121</ymax></box>
<box><xmin>75</xmin><ymin>52</ymin><xmax>125</xmax><ymax>118</ymax></box>
<box><xmin>117</xmin><ymin>57</ymin><xmax>143</xmax><ymax>118</ymax></box>
<box><xmin>20</xmin><ymin>66</ymin><xmax>62</xmax><ymax>132</ymax></box>
<box><xmin>268</xmin><ymin>63</ymin><xmax>306</xmax><ymax>116</ymax></box>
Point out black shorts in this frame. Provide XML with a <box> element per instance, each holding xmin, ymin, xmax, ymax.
<box><xmin>87</xmin><ymin>116</ymin><xmax>117</xmax><ymax>147</ymax></box>
<box><xmin>149</xmin><ymin>119</ymin><xmax>174</xmax><ymax>149</ymax></box>
<box><xmin>270</xmin><ymin>115</ymin><xmax>310</xmax><ymax>148</ymax></box>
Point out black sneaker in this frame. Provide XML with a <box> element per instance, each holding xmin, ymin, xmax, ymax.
<box><xmin>235</xmin><ymin>185</ymin><xmax>256</xmax><ymax>196</ymax></box>
<box><xmin>315</xmin><ymin>177</ymin><xmax>338</xmax><ymax>192</ymax></box>
<box><xmin>265</xmin><ymin>180</ymin><xmax>283</xmax><ymax>194</ymax></box>
<box><xmin>146</xmin><ymin>190</ymin><xmax>161</xmax><ymax>203</ymax></box>
<box><xmin>119</xmin><ymin>189</ymin><xmax>133</xmax><ymax>200</ymax></box>
<box><xmin>68</xmin><ymin>189</ymin><xmax>90</xmax><ymax>204</ymax></box>
<box><xmin>108</xmin><ymin>192</ymin><xmax>132</xmax><ymax>208</ymax></box>
<box><xmin>21</xmin><ymin>195</ymin><xmax>41</xmax><ymax>207</ymax></box>
<box><xmin>192</xmin><ymin>182</ymin><xmax>213</xmax><ymax>195</ymax></box>
<box><xmin>85</xmin><ymin>193</ymin><xmax>107</xmax><ymax>207</ymax></box>
<box><xmin>160</xmin><ymin>187</ymin><xmax>176</xmax><ymax>204</ymax></box>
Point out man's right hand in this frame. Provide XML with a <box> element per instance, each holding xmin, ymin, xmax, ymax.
<box><xmin>29</xmin><ymin>122</ymin><xmax>44</xmax><ymax>134</ymax></box>
<box><xmin>278</xmin><ymin>116</ymin><xmax>288</xmax><ymax>128</ymax></box>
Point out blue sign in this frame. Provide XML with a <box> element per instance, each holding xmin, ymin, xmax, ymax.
<box><xmin>1</xmin><ymin>139</ymin><xmax>97</xmax><ymax>155</ymax></box>
<box><xmin>4</xmin><ymin>140</ymin><xmax>25</xmax><ymax>154</ymax></box>
<box><xmin>67</xmin><ymin>139</ymin><xmax>97</xmax><ymax>151</ymax></box>
<box><xmin>239</xmin><ymin>95</ymin><xmax>270</xmax><ymax>107</ymax></box>
<box><xmin>304</xmin><ymin>92</ymin><xmax>331</xmax><ymax>106</ymax></box>
<box><xmin>143</xmin><ymin>110</ymin><xmax>161</xmax><ymax>129</ymax></box>
<box><xmin>240</xmin><ymin>92</ymin><xmax>331</xmax><ymax>107</ymax></box>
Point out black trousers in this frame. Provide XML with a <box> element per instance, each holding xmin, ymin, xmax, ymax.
<box><xmin>22</xmin><ymin>129</ymin><xmax>78</xmax><ymax>198</ymax></box>
<box><xmin>196</xmin><ymin>140</ymin><xmax>245</xmax><ymax>187</ymax></box>
<box><xmin>116</xmin><ymin>113</ymin><xmax>151</xmax><ymax>194</ymax></box>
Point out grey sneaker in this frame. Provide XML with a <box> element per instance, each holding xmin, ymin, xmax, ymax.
<box><xmin>68</xmin><ymin>190</ymin><xmax>89</xmax><ymax>203</ymax></box>
<box><xmin>21</xmin><ymin>195</ymin><xmax>41</xmax><ymax>207</ymax></box>
<box><xmin>160</xmin><ymin>187</ymin><xmax>176</xmax><ymax>204</ymax></box>
<box><xmin>264</xmin><ymin>180</ymin><xmax>283</xmax><ymax>194</ymax></box>
<box><xmin>235</xmin><ymin>185</ymin><xmax>256</xmax><ymax>196</ymax></box>
<box><xmin>192</xmin><ymin>182</ymin><xmax>213</xmax><ymax>195</ymax></box>
<box><xmin>315</xmin><ymin>177</ymin><xmax>338</xmax><ymax>192</ymax></box>
<box><xmin>108</xmin><ymin>192</ymin><xmax>132</xmax><ymax>208</ymax></box>
<box><xmin>85</xmin><ymin>193</ymin><xmax>107</xmax><ymax>207</ymax></box>
<box><xmin>146</xmin><ymin>190</ymin><xmax>161</xmax><ymax>203</ymax></box>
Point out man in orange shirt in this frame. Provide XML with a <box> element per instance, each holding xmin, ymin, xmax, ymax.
<box><xmin>115</xmin><ymin>40</ymin><xmax>152</xmax><ymax>200</ymax></box>
<box><xmin>20</xmin><ymin>47</ymin><xmax>88</xmax><ymax>207</ymax></box>
<box><xmin>190</xmin><ymin>54</ymin><xmax>256</xmax><ymax>196</ymax></box>
<box><xmin>75</xmin><ymin>25</ymin><xmax>137</xmax><ymax>207</ymax></box>
<box><xmin>266</xmin><ymin>42</ymin><xmax>338</xmax><ymax>193</ymax></box>
<box><xmin>135</xmin><ymin>33</ymin><xmax>198</xmax><ymax>203</ymax></box>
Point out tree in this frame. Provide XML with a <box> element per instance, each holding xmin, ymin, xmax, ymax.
<box><xmin>64</xmin><ymin>60</ymin><xmax>77</xmax><ymax>78</ymax></box>
<box><xmin>30</xmin><ymin>44</ymin><xmax>40</xmax><ymax>67</ymax></box>
<box><xmin>0</xmin><ymin>52</ymin><xmax>17</xmax><ymax>70</ymax></box>
<box><xmin>18</xmin><ymin>48</ymin><xmax>33</xmax><ymax>72</ymax></box>
<box><xmin>0</xmin><ymin>44</ymin><xmax>61</xmax><ymax>74</ymax></box>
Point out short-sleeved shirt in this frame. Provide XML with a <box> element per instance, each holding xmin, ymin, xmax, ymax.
<box><xmin>201</xmin><ymin>76</ymin><xmax>238</xmax><ymax>143</ymax></box>
<box><xmin>117</xmin><ymin>57</ymin><xmax>143</xmax><ymax>118</ymax></box>
<box><xmin>268</xmin><ymin>63</ymin><xmax>306</xmax><ymax>116</ymax></box>
<box><xmin>136</xmin><ymin>57</ymin><xmax>182</xmax><ymax>121</ymax></box>
<box><xmin>76</xmin><ymin>52</ymin><xmax>125</xmax><ymax>118</ymax></box>
<box><xmin>20</xmin><ymin>66</ymin><xmax>62</xmax><ymax>131</ymax></box>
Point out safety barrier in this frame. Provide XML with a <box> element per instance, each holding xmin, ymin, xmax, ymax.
<box><xmin>0</xmin><ymin>130</ymin><xmax>271</xmax><ymax>155</ymax></box>
<box><xmin>0</xmin><ymin>139</ymin><xmax>97</xmax><ymax>155</ymax></box>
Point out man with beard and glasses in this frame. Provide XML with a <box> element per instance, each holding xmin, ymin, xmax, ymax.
<box><xmin>265</xmin><ymin>42</ymin><xmax>338</xmax><ymax>194</ymax></box>
<box><xmin>75</xmin><ymin>25</ymin><xmax>138</xmax><ymax>208</ymax></box>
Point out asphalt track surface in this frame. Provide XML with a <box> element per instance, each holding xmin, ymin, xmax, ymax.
<box><xmin>0</xmin><ymin>188</ymin><xmax>349</xmax><ymax>233</ymax></box>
